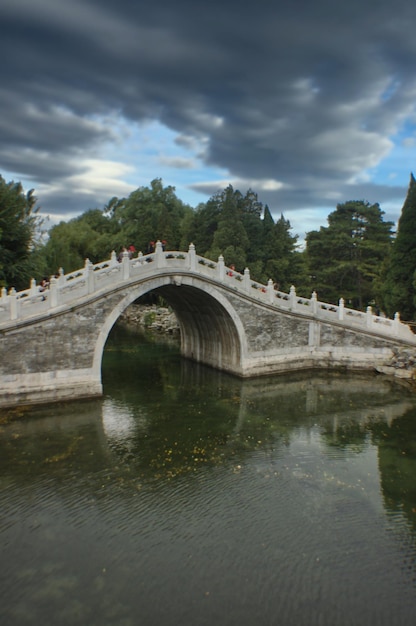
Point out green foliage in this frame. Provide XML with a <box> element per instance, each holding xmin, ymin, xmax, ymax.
<box><xmin>5</xmin><ymin>171</ymin><xmax>404</xmax><ymax>318</ymax></box>
<box><xmin>107</xmin><ymin>178</ymin><xmax>193</xmax><ymax>253</ymax></box>
<box><xmin>183</xmin><ymin>185</ymin><xmax>299</xmax><ymax>287</ymax></box>
<box><xmin>40</xmin><ymin>209</ymin><xmax>117</xmax><ymax>275</ymax></box>
<box><xmin>380</xmin><ymin>173</ymin><xmax>416</xmax><ymax>321</ymax></box>
<box><xmin>0</xmin><ymin>176</ymin><xmax>44</xmax><ymax>290</ymax></box>
<box><xmin>305</xmin><ymin>200</ymin><xmax>394</xmax><ymax>309</ymax></box>
<box><xmin>39</xmin><ymin>179</ymin><xmax>193</xmax><ymax>275</ymax></box>
<box><xmin>260</xmin><ymin>213</ymin><xmax>299</xmax><ymax>289</ymax></box>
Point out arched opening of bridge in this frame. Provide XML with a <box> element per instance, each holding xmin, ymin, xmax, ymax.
<box><xmin>156</xmin><ymin>284</ymin><xmax>241</xmax><ymax>372</ymax></box>
<box><xmin>104</xmin><ymin>282</ymin><xmax>243</xmax><ymax>378</ymax></box>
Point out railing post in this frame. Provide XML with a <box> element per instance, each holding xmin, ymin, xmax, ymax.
<box><xmin>84</xmin><ymin>258</ymin><xmax>94</xmax><ymax>294</ymax></box>
<box><xmin>57</xmin><ymin>268</ymin><xmax>65</xmax><ymax>287</ymax></box>
<box><xmin>49</xmin><ymin>276</ymin><xmax>58</xmax><ymax>308</ymax></box>
<box><xmin>311</xmin><ymin>291</ymin><xmax>318</xmax><ymax>315</ymax></box>
<box><xmin>188</xmin><ymin>243</ymin><xmax>196</xmax><ymax>271</ymax></box>
<box><xmin>218</xmin><ymin>255</ymin><xmax>225</xmax><ymax>281</ymax></box>
<box><xmin>30</xmin><ymin>278</ymin><xmax>37</xmax><ymax>296</ymax></box>
<box><xmin>393</xmin><ymin>312</ymin><xmax>400</xmax><ymax>336</ymax></box>
<box><xmin>155</xmin><ymin>240</ymin><xmax>165</xmax><ymax>269</ymax></box>
<box><xmin>9</xmin><ymin>288</ymin><xmax>17</xmax><ymax>320</ymax></box>
<box><xmin>267</xmin><ymin>279</ymin><xmax>274</xmax><ymax>303</ymax></box>
<box><xmin>366</xmin><ymin>305</ymin><xmax>373</xmax><ymax>328</ymax></box>
<box><xmin>289</xmin><ymin>285</ymin><xmax>296</xmax><ymax>310</ymax></box>
<box><xmin>110</xmin><ymin>250</ymin><xmax>118</xmax><ymax>267</ymax></box>
<box><xmin>243</xmin><ymin>268</ymin><xmax>251</xmax><ymax>292</ymax></box>
<box><xmin>338</xmin><ymin>298</ymin><xmax>344</xmax><ymax>321</ymax></box>
<box><xmin>122</xmin><ymin>250</ymin><xmax>130</xmax><ymax>279</ymax></box>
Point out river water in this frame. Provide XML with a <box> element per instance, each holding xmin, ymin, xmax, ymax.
<box><xmin>1</xmin><ymin>325</ymin><xmax>416</xmax><ymax>626</ymax></box>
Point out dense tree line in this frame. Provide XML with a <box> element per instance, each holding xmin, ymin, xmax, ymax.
<box><xmin>2</xmin><ymin>172</ymin><xmax>416</xmax><ymax>321</ymax></box>
<box><xmin>0</xmin><ymin>175</ymin><xmax>45</xmax><ymax>291</ymax></box>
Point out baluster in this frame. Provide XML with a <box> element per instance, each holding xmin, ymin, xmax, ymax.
<box><xmin>393</xmin><ymin>312</ymin><xmax>400</xmax><ymax>336</ymax></box>
<box><xmin>338</xmin><ymin>298</ymin><xmax>344</xmax><ymax>321</ymax></box>
<box><xmin>289</xmin><ymin>285</ymin><xmax>296</xmax><ymax>310</ymax></box>
<box><xmin>243</xmin><ymin>268</ymin><xmax>251</xmax><ymax>292</ymax></box>
<box><xmin>122</xmin><ymin>250</ymin><xmax>130</xmax><ymax>279</ymax></box>
<box><xmin>267</xmin><ymin>279</ymin><xmax>274</xmax><ymax>303</ymax></box>
<box><xmin>84</xmin><ymin>259</ymin><xmax>94</xmax><ymax>293</ymax></box>
<box><xmin>218</xmin><ymin>255</ymin><xmax>225</xmax><ymax>281</ymax></box>
<box><xmin>9</xmin><ymin>288</ymin><xmax>17</xmax><ymax>320</ymax></box>
<box><xmin>57</xmin><ymin>267</ymin><xmax>65</xmax><ymax>286</ymax></box>
<box><xmin>188</xmin><ymin>243</ymin><xmax>196</xmax><ymax>271</ymax></box>
<box><xmin>366</xmin><ymin>305</ymin><xmax>373</xmax><ymax>327</ymax></box>
<box><xmin>155</xmin><ymin>240</ymin><xmax>165</xmax><ymax>269</ymax></box>
<box><xmin>311</xmin><ymin>291</ymin><xmax>318</xmax><ymax>315</ymax></box>
<box><xmin>49</xmin><ymin>276</ymin><xmax>58</xmax><ymax>308</ymax></box>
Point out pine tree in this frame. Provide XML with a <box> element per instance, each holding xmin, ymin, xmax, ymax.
<box><xmin>262</xmin><ymin>213</ymin><xmax>299</xmax><ymax>290</ymax></box>
<box><xmin>382</xmin><ymin>173</ymin><xmax>416</xmax><ymax>321</ymax></box>
<box><xmin>209</xmin><ymin>186</ymin><xmax>250</xmax><ymax>269</ymax></box>
<box><xmin>306</xmin><ymin>200</ymin><xmax>393</xmax><ymax>309</ymax></box>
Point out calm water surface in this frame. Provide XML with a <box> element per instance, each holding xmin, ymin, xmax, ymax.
<box><xmin>1</xmin><ymin>326</ymin><xmax>416</xmax><ymax>625</ymax></box>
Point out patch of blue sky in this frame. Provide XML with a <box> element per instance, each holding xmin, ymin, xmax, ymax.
<box><xmin>368</xmin><ymin>122</ymin><xmax>416</xmax><ymax>187</ymax></box>
<box><xmin>380</xmin><ymin>77</ymin><xmax>401</xmax><ymax>103</ymax></box>
<box><xmin>98</xmin><ymin>116</ymin><xmax>228</xmax><ymax>207</ymax></box>
<box><xmin>0</xmin><ymin>168</ymin><xmax>39</xmax><ymax>199</ymax></box>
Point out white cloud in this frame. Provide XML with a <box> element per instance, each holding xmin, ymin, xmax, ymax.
<box><xmin>36</xmin><ymin>159</ymin><xmax>136</xmax><ymax>211</ymax></box>
<box><xmin>2</xmin><ymin>0</ymin><xmax>416</xmax><ymax>234</ymax></box>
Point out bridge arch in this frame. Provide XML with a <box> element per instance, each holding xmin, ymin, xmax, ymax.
<box><xmin>93</xmin><ymin>275</ymin><xmax>247</xmax><ymax>381</ymax></box>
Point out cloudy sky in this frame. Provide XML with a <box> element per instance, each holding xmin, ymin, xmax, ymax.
<box><xmin>2</xmin><ymin>0</ymin><xmax>416</xmax><ymax>239</ymax></box>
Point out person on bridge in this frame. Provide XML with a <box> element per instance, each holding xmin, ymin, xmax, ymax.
<box><xmin>117</xmin><ymin>247</ymin><xmax>128</xmax><ymax>262</ymax></box>
<box><xmin>39</xmin><ymin>277</ymin><xmax>49</xmax><ymax>291</ymax></box>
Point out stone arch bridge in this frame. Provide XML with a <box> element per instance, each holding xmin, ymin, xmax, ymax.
<box><xmin>1</xmin><ymin>242</ymin><xmax>415</xmax><ymax>408</ymax></box>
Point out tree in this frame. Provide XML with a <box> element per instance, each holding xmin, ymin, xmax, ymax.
<box><xmin>183</xmin><ymin>185</ymin><xmax>304</xmax><ymax>285</ymax></box>
<box><xmin>261</xmin><ymin>212</ymin><xmax>300</xmax><ymax>290</ymax></box>
<box><xmin>0</xmin><ymin>175</ymin><xmax>44</xmax><ymax>290</ymax></box>
<box><xmin>40</xmin><ymin>209</ymin><xmax>117</xmax><ymax>276</ymax></box>
<box><xmin>107</xmin><ymin>178</ymin><xmax>193</xmax><ymax>253</ymax></box>
<box><xmin>208</xmin><ymin>186</ymin><xmax>250</xmax><ymax>269</ymax></box>
<box><xmin>40</xmin><ymin>179</ymin><xmax>193</xmax><ymax>276</ymax></box>
<box><xmin>180</xmin><ymin>200</ymin><xmax>220</xmax><ymax>254</ymax></box>
<box><xmin>184</xmin><ymin>185</ymin><xmax>269</xmax><ymax>268</ymax></box>
<box><xmin>306</xmin><ymin>200</ymin><xmax>394</xmax><ymax>309</ymax></box>
<box><xmin>381</xmin><ymin>173</ymin><xmax>416</xmax><ymax>321</ymax></box>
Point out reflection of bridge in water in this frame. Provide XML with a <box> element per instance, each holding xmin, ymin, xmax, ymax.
<box><xmin>101</xmin><ymin>363</ymin><xmax>415</xmax><ymax>450</ymax></box>
<box><xmin>231</xmin><ymin>372</ymin><xmax>416</xmax><ymax>435</ymax></box>
<box><xmin>1</xmin><ymin>242</ymin><xmax>416</xmax><ymax>408</ymax></box>
<box><xmin>4</xmin><ymin>372</ymin><xmax>413</xmax><ymax>462</ymax></box>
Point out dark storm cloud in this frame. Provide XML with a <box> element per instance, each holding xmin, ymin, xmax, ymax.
<box><xmin>1</xmin><ymin>0</ymin><xmax>416</xmax><ymax>216</ymax></box>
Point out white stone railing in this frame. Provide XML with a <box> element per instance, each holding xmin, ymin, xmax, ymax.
<box><xmin>0</xmin><ymin>241</ymin><xmax>415</xmax><ymax>344</ymax></box>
